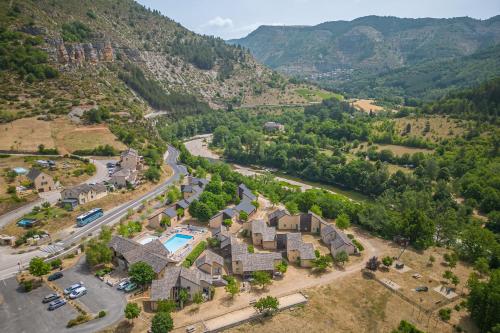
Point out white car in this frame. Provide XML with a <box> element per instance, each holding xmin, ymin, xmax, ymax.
<box><xmin>69</xmin><ymin>286</ymin><xmax>87</xmax><ymax>299</ymax></box>
<box><xmin>116</xmin><ymin>279</ymin><xmax>130</xmax><ymax>290</ymax></box>
<box><xmin>63</xmin><ymin>282</ymin><xmax>83</xmax><ymax>295</ymax></box>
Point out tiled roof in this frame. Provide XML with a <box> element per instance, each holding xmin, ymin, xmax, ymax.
<box><xmin>196</xmin><ymin>250</ymin><xmax>224</xmax><ymax>268</ymax></box>
<box><xmin>268</xmin><ymin>209</ymin><xmax>288</xmax><ymax>220</ymax></box>
<box><xmin>26</xmin><ymin>168</ymin><xmax>43</xmax><ymax>181</ymax></box>
<box><xmin>62</xmin><ymin>183</ymin><xmax>107</xmax><ymax>197</ymax></box>
<box><xmin>109</xmin><ymin>236</ymin><xmax>171</xmax><ymax>274</ymax></box>
<box><xmin>176</xmin><ymin>200</ymin><xmax>189</xmax><ymax>209</ymax></box>
<box><xmin>235</xmin><ymin>199</ymin><xmax>256</xmax><ymax>215</ymax></box>
<box><xmin>164</xmin><ymin>206</ymin><xmax>177</xmax><ymax>218</ymax></box>
<box><xmin>108</xmin><ymin>235</ymin><xmax>140</xmax><ymax>254</ymax></box>
<box><xmin>239</xmin><ymin>184</ymin><xmax>256</xmax><ymax>201</ymax></box>
<box><xmin>252</xmin><ymin>219</ymin><xmax>276</xmax><ymax>242</ymax></box>
<box><xmin>150</xmin><ymin>266</ymin><xmax>212</xmax><ymax>301</ymax></box>
<box><xmin>229</xmin><ymin>237</ymin><xmax>282</xmax><ymax>272</ymax></box>
<box><xmin>286</xmin><ymin>233</ymin><xmax>315</xmax><ymax>260</ymax></box>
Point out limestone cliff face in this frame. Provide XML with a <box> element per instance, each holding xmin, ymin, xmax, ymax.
<box><xmin>49</xmin><ymin>39</ymin><xmax>115</xmax><ymax>66</ymax></box>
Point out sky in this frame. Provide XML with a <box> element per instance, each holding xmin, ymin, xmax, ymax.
<box><xmin>136</xmin><ymin>0</ymin><xmax>500</xmax><ymax>40</ymax></box>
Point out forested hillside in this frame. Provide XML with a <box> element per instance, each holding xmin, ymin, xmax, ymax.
<box><xmin>230</xmin><ymin>15</ymin><xmax>500</xmax><ymax>99</ymax></box>
<box><xmin>0</xmin><ymin>0</ymin><xmax>315</xmax><ymax>124</ymax></box>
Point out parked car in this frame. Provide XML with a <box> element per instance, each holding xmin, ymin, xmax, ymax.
<box><xmin>123</xmin><ymin>282</ymin><xmax>137</xmax><ymax>292</ymax></box>
<box><xmin>48</xmin><ymin>299</ymin><xmax>67</xmax><ymax>311</ymax></box>
<box><xmin>117</xmin><ymin>279</ymin><xmax>130</xmax><ymax>290</ymax></box>
<box><xmin>42</xmin><ymin>293</ymin><xmax>60</xmax><ymax>303</ymax></box>
<box><xmin>69</xmin><ymin>286</ymin><xmax>87</xmax><ymax>299</ymax></box>
<box><xmin>48</xmin><ymin>272</ymin><xmax>63</xmax><ymax>281</ymax></box>
<box><xmin>63</xmin><ymin>282</ymin><xmax>83</xmax><ymax>295</ymax></box>
<box><xmin>415</xmin><ymin>286</ymin><xmax>429</xmax><ymax>292</ymax></box>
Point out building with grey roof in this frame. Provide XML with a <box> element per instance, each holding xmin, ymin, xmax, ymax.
<box><xmin>209</xmin><ymin>207</ymin><xmax>237</xmax><ymax>229</ymax></box>
<box><xmin>229</xmin><ymin>237</ymin><xmax>282</xmax><ymax>277</ymax></box>
<box><xmin>150</xmin><ymin>266</ymin><xmax>213</xmax><ymax>310</ymax></box>
<box><xmin>108</xmin><ymin>235</ymin><xmax>173</xmax><ymax>274</ymax></box>
<box><xmin>234</xmin><ymin>198</ymin><xmax>256</xmax><ymax>216</ymax></box>
<box><xmin>251</xmin><ymin>219</ymin><xmax>277</xmax><ymax>249</ymax></box>
<box><xmin>61</xmin><ymin>183</ymin><xmax>107</xmax><ymax>205</ymax></box>
<box><xmin>196</xmin><ymin>250</ymin><xmax>225</xmax><ymax>276</ymax></box>
<box><xmin>238</xmin><ymin>184</ymin><xmax>256</xmax><ymax>201</ymax></box>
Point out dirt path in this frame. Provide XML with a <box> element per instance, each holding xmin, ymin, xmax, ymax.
<box><xmin>171</xmin><ymin>229</ymin><xmax>379</xmax><ymax>329</ymax></box>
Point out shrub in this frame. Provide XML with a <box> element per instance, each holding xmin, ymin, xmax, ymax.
<box><xmin>439</xmin><ymin>308</ymin><xmax>452</xmax><ymax>321</ymax></box>
<box><xmin>182</xmin><ymin>241</ymin><xmax>206</xmax><ymax>267</ymax></box>
<box><xmin>98</xmin><ymin>310</ymin><xmax>106</xmax><ymax>318</ymax></box>
<box><xmin>50</xmin><ymin>258</ymin><xmax>62</xmax><ymax>269</ymax></box>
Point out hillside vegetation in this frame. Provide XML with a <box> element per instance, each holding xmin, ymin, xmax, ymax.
<box><xmin>0</xmin><ymin>0</ymin><xmax>321</xmax><ymax>125</ymax></box>
<box><xmin>230</xmin><ymin>15</ymin><xmax>500</xmax><ymax>99</ymax></box>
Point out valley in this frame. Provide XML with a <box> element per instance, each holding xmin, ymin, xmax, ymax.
<box><xmin>0</xmin><ymin>1</ymin><xmax>498</xmax><ymax>333</ymax></box>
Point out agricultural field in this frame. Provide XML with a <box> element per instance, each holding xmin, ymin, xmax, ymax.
<box><xmin>394</xmin><ymin>116</ymin><xmax>467</xmax><ymax>142</ymax></box>
<box><xmin>295</xmin><ymin>87</ymin><xmax>343</xmax><ymax>102</ymax></box>
<box><xmin>352</xmin><ymin>143</ymin><xmax>434</xmax><ymax>156</ymax></box>
<box><xmin>0</xmin><ymin>117</ymin><xmax>126</xmax><ymax>154</ymax></box>
<box><xmin>352</xmin><ymin>99</ymin><xmax>385</xmax><ymax>113</ymax></box>
<box><xmin>242</xmin><ymin>84</ymin><xmax>335</xmax><ymax>107</ymax></box>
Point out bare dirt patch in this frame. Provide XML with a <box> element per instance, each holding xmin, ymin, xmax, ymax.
<box><xmin>352</xmin><ymin>99</ymin><xmax>385</xmax><ymax>113</ymax></box>
<box><xmin>0</xmin><ymin>117</ymin><xmax>125</xmax><ymax>154</ymax></box>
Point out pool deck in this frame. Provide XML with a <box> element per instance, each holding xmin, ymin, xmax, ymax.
<box><xmin>133</xmin><ymin>225</ymin><xmax>208</xmax><ymax>263</ymax></box>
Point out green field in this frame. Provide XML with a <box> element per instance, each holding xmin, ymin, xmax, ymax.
<box><xmin>295</xmin><ymin>88</ymin><xmax>343</xmax><ymax>102</ymax></box>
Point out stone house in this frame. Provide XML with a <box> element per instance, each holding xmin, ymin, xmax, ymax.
<box><xmin>26</xmin><ymin>169</ymin><xmax>55</xmax><ymax>193</ymax></box>
<box><xmin>61</xmin><ymin>183</ymin><xmax>107</xmax><ymax>205</ymax></box>
<box><xmin>148</xmin><ymin>206</ymin><xmax>179</xmax><ymax>229</ymax></box>
<box><xmin>150</xmin><ymin>266</ymin><xmax>213</xmax><ymax>310</ymax></box>
<box><xmin>195</xmin><ymin>250</ymin><xmax>225</xmax><ymax>276</ymax></box>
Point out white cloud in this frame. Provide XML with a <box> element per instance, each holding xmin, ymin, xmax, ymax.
<box><xmin>206</xmin><ymin>16</ymin><xmax>234</xmax><ymax>28</ymax></box>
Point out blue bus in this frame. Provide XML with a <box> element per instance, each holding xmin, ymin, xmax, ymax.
<box><xmin>76</xmin><ymin>208</ymin><xmax>104</xmax><ymax>227</ymax></box>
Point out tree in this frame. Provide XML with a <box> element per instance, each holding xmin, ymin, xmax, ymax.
<box><xmin>50</xmin><ymin>258</ymin><xmax>62</xmax><ymax>269</ymax></box>
<box><xmin>428</xmin><ymin>255</ymin><xmax>436</xmax><ymax>266</ymax></box>
<box><xmin>438</xmin><ymin>308</ymin><xmax>452</xmax><ymax>321</ymax></box>
<box><xmin>467</xmin><ymin>270</ymin><xmax>500</xmax><ymax>333</ymax></box>
<box><xmin>443</xmin><ymin>252</ymin><xmax>458</xmax><ymax>269</ymax></box>
<box><xmin>239</xmin><ymin>210</ymin><xmax>248</xmax><ymax>222</ymax></box>
<box><xmin>366</xmin><ymin>256</ymin><xmax>380</xmax><ymax>271</ymax></box>
<box><xmin>86</xmin><ymin>239</ymin><xmax>112</xmax><ymax>267</ymax></box>
<box><xmin>124</xmin><ymin>302</ymin><xmax>141</xmax><ymax>323</ymax></box>
<box><xmin>335</xmin><ymin>213</ymin><xmax>351</xmax><ymax>230</ymax></box>
<box><xmin>474</xmin><ymin>257</ymin><xmax>490</xmax><ymax>276</ymax></box>
<box><xmin>160</xmin><ymin>216</ymin><xmax>171</xmax><ymax>228</ymax></box>
<box><xmin>247</xmin><ymin>245</ymin><xmax>254</xmax><ymax>253</ymax></box>
<box><xmin>151</xmin><ymin>311</ymin><xmax>174</xmax><ymax>333</ymax></box>
<box><xmin>312</xmin><ymin>254</ymin><xmax>332</xmax><ymax>272</ymax></box>
<box><xmin>382</xmin><ymin>256</ymin><xmax>394</xmax><ymax>269</ymax></box>
<box><xmin>156</xmin><ymin>299</ymin><xmax>177</xmax><ymax>313</ymax></box>
<box><xmin>285</xmin><ymin>201</ymin><xmax>299</xmax><ymax>214</ymax></box>
<box><xmin>252</xmin><ymin>271</ymin><xmax>272</xmax><ymax>289</ymax></box>
<box><xmin>334</xmin><ymin>251</ymin><xmax>349</xmax><ymax>266</ymax></box>
<box><xmin>178</xmin><ymin>288</ymin><xmax>189</xmax><ymax>309</ymax></box>
<box><xmin>129</xmin><ymin>262</ymin><xmax>155</xmax><ymax>287</ymax></box>
<box><xmin>29</xmin><ymin>257</ymin><xmax>50</xmax><ymax>278</ymax></box>
<box><xmin>310</xmin><ymin>204</ymin><xmax>322</xmax><ymax>216</ymax></box>
<box><xmin>225</xmin><ymin>278</ymin><xmax>239</xmax><ymax>298</ymax></box>
<box><xmin>275</xmin><ymin>261</ymin><xmax>288</xmax><ymax>274</ymax></box>
<box><xmin>254</xmin><ymin>296</ymin><xmax>279</xmax><ymax>316</ymax></box>
<box><xmin>391</xmin><ymin>320</ymin><xmax>424</xmax><ymax>333</ymax></box>
<box><xmin>222</xmin><ymin>218</ymin><xmax>233</xmax><ymax>227</ymax></box>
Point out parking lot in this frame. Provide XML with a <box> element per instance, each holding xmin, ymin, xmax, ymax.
<box><xmin>0</xmin><ymin>257</ymin><xmax>126</xmax><ymax>333</ymax></box>
<box><xmin>0</xmin><ymin>277</ymin><xmax>78</xmax><ymax>333</ymax></box>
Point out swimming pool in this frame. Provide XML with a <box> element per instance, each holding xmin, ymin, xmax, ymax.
<box><xmin>163</xmin><ymin>234</ymin><xmax>193</xmax><ymax>253</ymax></box>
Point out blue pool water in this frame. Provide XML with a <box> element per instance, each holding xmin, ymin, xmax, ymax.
<box><xmin>163</xmin><ymin>234</ymin><xmax>193</xmax><ymax>253</ymax></box>
<box><xmin>17</xmin><ymin>218</ymin><xmax>36</xmax><ymax>227</ymax></box>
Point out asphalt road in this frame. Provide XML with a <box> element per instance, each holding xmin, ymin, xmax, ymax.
<box><xmin>0</xmin><ymin>145</ymin><xmax>186</xmax><ymax>281</ymax></box>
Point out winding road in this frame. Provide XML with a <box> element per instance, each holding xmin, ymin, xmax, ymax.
<box><xmin>0</xmin><ymin>145</ymin><xmax>186</xmax><ymax>281</ymax></box>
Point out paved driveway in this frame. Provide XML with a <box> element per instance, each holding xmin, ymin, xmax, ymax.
<box><xmin>0</xmin><ymin>277</ymin><xmax>78</xmax><ymax>333</ymax></box>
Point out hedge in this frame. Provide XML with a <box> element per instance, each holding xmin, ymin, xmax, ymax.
<box><xmin>182</xmin><ymin>241</ymin><xmax>206</xmax><ymax>267</ymax></box>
